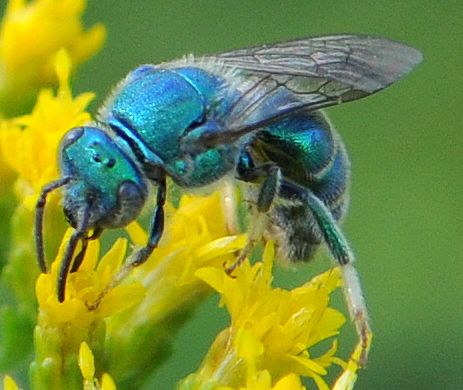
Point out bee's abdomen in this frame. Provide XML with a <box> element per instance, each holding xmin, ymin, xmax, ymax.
<box><xmin>255</xmin><ymin>112</ymin><xmax>337</xmax><ymax>182</ymax></box>
<box><xmin>311</xmin><ymin>138</ymin><xmax>350</xmax><ymax>220</ymax></box>
<box><xmin>253</xmin><ymin>111</ymin><xmax>350</xmax><ymax>262</ymax></box>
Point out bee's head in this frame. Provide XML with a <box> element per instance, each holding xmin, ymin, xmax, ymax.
<box><xmin>59</xmin><ymin>126</ymin><xmax>148</xmax><ymax>230</ymax></box>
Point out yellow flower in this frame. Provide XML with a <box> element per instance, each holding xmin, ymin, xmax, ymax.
<box><xmin>2</xmin><ymin>375</ymin><xmax>21</xmax><ymax>390</ymax></box>
<box><xmin>32</xmin><ymin>234</ymin><xmax>144</xmax><ymax>389</ymax></box>
<box><xmin>267</xmin><ymin>373</ymin><xmax>306</xmax><ymax>390</ymax></box>
<box><xmin>35</xmin><ymin>235</ymin><xmax>145</xmax><ymax>328</ymax></box>
<box><xmin>0</xmin><ymin>49</ymin><xmax>94</xmax><ymax>208</ymax></box>
<box><xmin>0</xmin><ymin>0</ymin><xmax>105</xmax><ymax>115</ymax></box>
<box><xmin>79</xmin><ymin>342</ymin><xmax>117</xmax><ymax>390</ymax></box>
<box><xmin>103</xmin><ymin>193</ymin><xmax>246</xmax><ymax>384</ymax></box>
<box><xmin>0</xmin><ymin>4</ymin><xmax>106</xmax><ymax>387</ymax></box>
<box><xmin>33</xmin><ymin>191</ymin><xmax>245</xmax><ymax>387</ymax></box>
<box><xmin>217</xmin><ymin>371</ymin><xmax>306</xmax><ymax>390</ymax></box>
<box><xmin>332</xmin><ymin>340</ymin><xmax>365</xmax><ymax>390</ymax></box>
<box><xmin>188</xmin><ymin>242</ymin><xmax>350</xmax><ymax>389</ymax></box>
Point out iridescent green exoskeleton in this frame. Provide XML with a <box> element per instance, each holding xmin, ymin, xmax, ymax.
<box><xmin>36</xmin><ymin>34</ymin><xmax>422</xmax><ymax>364</ymax></box>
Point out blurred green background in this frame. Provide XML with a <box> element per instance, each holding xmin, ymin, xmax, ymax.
<box><xmin>22</xmin><ymin>0</ymin><xmax>463</xmax><ymax>388</ymax></box>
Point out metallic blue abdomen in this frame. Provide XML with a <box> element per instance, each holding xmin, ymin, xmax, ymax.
<box><xmin>250</xmin><ymin>112</ymin><xmax>350</xmax><ymax>261</ymax></box>
<box><xmin>255</xmin><ymin>112</ymin><xmax>349</xmax><ymax>214</ymax></box>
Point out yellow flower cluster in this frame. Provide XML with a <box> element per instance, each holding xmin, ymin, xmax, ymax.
<box><xmin>102</xmin><ymin>193</ymin><xmax>247</xmax><ymax>384</ymax></box>
<box><xmin>0</xmin><ymin>0</ymin><xmax>105</xmax><ymax>114</ymax></box>
<box><xmin>79</xmin><ymin>342</ymin><xmax>116</xmax><ymax>390</ymax></box>
<box><xmin>29</xmin><ymin>189</ymin><xmax>246</xmax><ymax>388</ymax></box>
<box><xmin>183</xmin><ymin>243</ymin><xmax>352</xmax><ymax>389</ymax></box>
<box><xmin>36</xmin><ymin>236</ymin><xmax>145</xmax><ymax>327</ymax></box>
<box><xmin>1</xmin><ymin>50</ymin><xmax>94</xmax><ymax>207</ymax></box>
<box><xmin>3</xmin><ymin>375</ymin><xmax>20</xmax><ymax>390</ymax></box>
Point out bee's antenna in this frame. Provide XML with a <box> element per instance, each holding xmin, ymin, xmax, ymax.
<box><xmin>57</xmin><ymin>203</ymin><xmax>91</xmax><ymax>302</ymax></box>
<box><xmin>35</xmin><ymin>177</ymin><xmax>72</xmax><ymax>273</ymax></box>
<box><xmin>70</xmin><ymin>227</ymin><xmax>103</xmax><ymax>273</ymax></box>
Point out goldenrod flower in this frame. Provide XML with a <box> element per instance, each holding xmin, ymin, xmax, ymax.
<box><xmin>0</xmin><ymin>3</ymin><xmax>105</xmax><ymax>386</ymax></box>
<box><xmin>103</xmin><ymin>193</ymin><xmax>246</xmax><ymax>386</ymax></box>
<box><xmin>217</xmin><ymin>371</ymin><xmax>307</xmax><ymax>390</ymax></box>
<box><xmin>32</xmin><ymin>190</ymin><xmax>245</xmax><ymax>388</ymax></box>
<box><xmin>32</xmin><ymin>235</ymin><xmax>146</xmax><ymax>388</ymax></box>
<box><xmin>0</xmin><ymin>0</ymin><xmax>105</xmax><ymax>116</ymax></box>
<box><xmin>79</xmin><ymin>342</ymin><xmax>116</xmax><ymax>390</ymax></box>
<box><xmin>0</xmin><ymin>50</ymin><xmax>95</xmax><ymax>327</ymax></box>
<box><xmin>2</xmin><ymin>375</ymin><xmax>20</xmax><ymax>390</ymax></box>
<box><xmin>0</xmin><ymin>49</ymin><xmax>94</xmax><ymax>208</ymax></box>
<box><xmin>331</xmin><ymin>340</ymin><xmax>364</xmax><ymax>390</ymax></box>
<box><xmin>35</xmin><ymin>236</ymin><xmax>145</xmax><ymax>327</ymax></box>
<box><xmin>180</xmin><ymin>243</ymin><xmax>354</xmax><ymax>389</ymax></box>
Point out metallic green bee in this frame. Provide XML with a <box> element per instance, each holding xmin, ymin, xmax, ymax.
<box><xmin>36</xmin><ymin>34</ymin><xmax>422</xmax><ymax>364</ymax></box>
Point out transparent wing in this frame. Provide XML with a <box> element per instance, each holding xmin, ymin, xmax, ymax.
<box><xmin>193</xmin><ymin>34</ymin><xmax>422</xmax><ymax>147</ymax></box>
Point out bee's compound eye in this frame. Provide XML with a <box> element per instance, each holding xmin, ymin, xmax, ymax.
<box><xmin>118</xmin><ymin>181</ymin><xmax>145</xmax><ymax>205</ymax></box>
<box><xmin>61</xmin><ymin>127</ymin><xmax>84</xmax><ymax>149</ymax></box>
<box><xmin>103</xmin><ymin>180</ymin><xmax>146</xmax><ymax>228</ymax></box>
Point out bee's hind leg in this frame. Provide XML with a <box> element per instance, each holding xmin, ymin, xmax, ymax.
<box><xmin>283</xmin><ymin>180</ymin><xmax>372</xmax><ymax>366</ymax></box>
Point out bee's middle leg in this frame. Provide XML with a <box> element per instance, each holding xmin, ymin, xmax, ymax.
<box><xmin>226</xmin><ymin>150</ymin><xmax>281</xmax><ymax>275</ymax></box>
